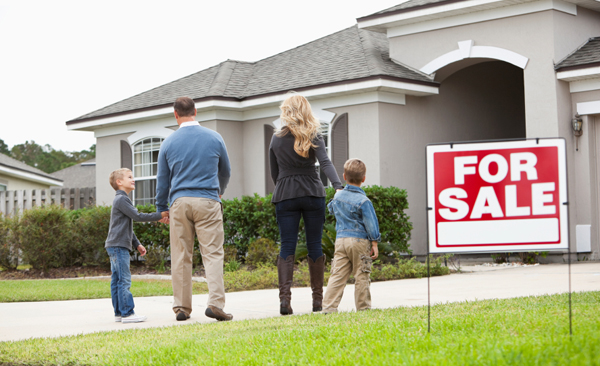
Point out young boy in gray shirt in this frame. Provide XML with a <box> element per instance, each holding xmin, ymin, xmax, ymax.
<box><xmin>105</xmin><ymin>168</ymin><xmax>167</xmax><ymax>323</ymax></box>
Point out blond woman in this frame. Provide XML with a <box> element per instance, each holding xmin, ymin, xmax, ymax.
<box><xmin>269</xmin><ymin>94</ymin><xmax>343</xmax><ymax>315</ymax></box>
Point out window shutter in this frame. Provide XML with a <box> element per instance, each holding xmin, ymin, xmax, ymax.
<box><xmin>120</xmin><ymin>140</ymin><xmax>132</xmax><ymax>170</ymax></box>
<box><xmin>264</xmin><ymin>125</ymin><xmax>275</xmax><ymax>195</ymax></box>
<box><xmin>331</xmin><ymin>113</ymin><xmax>349</xmax><ymax>183</ymax></box>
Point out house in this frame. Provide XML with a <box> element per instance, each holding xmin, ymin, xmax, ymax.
<box><xmin>66</xmin><ymin>0</ymin><xmax>600</xmax><ymax>259</ymax></box>
<box><xmin>0</xmin><ymin>152</ymin><xmax>63</xmax><ymax>191</ymax></box>
<box><xmin>50</xmin><ymin>159</ymin><xmax>96</xmax><ymax>188</ymax></box>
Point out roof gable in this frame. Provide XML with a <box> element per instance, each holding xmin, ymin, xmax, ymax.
<box><xmin>555</xmin><ymin>37</ymin><xmax>600</xmax><ymax>71</ymax></box>
<box><xmin>0</xmin><ymin>153</ymin><xmax>63</xmax><ymax>184</ymax></box>
<box><xmin>68</xmin><ymin>26</ymin><xmax>435</xmax><ymax>124</ymax></box>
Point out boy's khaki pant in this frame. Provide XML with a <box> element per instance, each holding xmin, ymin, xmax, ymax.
<box><xmin>322</xmin><ymin>237</ymin><xmax>373</xmax><ymax>311</ymax></box>
<box><xmin>170</xmin><ymin>197</ymin><xmax>225</xmax><ymax>315</ymax></box>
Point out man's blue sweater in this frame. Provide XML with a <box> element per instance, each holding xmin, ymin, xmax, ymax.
<box><xmin>155</xmin><ymin>124</ymin><xmax>231</xmax><ymax>212</ymax></box>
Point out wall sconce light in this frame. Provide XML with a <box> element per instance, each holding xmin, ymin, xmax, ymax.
<box><xmin>572</xmin><ymin>114</ymin><xmax>583</xmax><ymax>151</ymax></box>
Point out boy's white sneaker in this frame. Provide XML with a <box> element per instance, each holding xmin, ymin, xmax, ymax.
<box><xmin>115</xmin><ymin>316</ymin><xmax>122</xmax><ymax>322</ymax></box>
<box><xmin>121</xmin><ymin>313</ymin><xmax>147</xmax><ymax>323</ymax></box>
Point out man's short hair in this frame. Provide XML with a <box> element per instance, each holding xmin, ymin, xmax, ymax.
<box><xmin>173</xmin><ymin>97</ymin><xmax>196</xmax><ymax>117</ymax></box>
<box><xmin>344</xmin><ymin>158</ymin><xmax>366</xmax><ymax>185</ymax></box>
<box><xmin>109</xmin><ymin>168</ymin><xmax>131</xmax><ymax>191</ymax></box>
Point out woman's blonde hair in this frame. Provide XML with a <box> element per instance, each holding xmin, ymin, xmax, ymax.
<box><xmin>276</xmin><ymin>93</ymin><xmax>321</xmax><ymax>158</ymax></box>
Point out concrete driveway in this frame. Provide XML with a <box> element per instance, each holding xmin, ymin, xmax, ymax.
<box><xmin>1</xmin><ymin>262</ymin><xmax>598</xmax><ymax>342</ymax></box>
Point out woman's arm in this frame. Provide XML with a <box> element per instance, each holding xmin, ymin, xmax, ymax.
<box><xmin>314</xmin><ymin>136</ymin><xmax>343</xmax><ymax>190</ymax></box>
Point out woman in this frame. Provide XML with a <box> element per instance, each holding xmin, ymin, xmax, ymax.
<box><xmin>269</xmin><ymin>93</ymin><xmax>343</xmax><ymax>315</ymax></box>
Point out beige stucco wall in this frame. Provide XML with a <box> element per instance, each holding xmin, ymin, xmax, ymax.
<box><xmin>95</xmin><ymin>132</ymin><xmax>132</xmax><ymax>205</ymax></box>
<box><xmin>215</xmin><ymin>120</ymin><xmax>244</xmax><ymax>199</ymax></box>
<box><xmin>0</xmin><ymin>174</ymin><xmax>52</xmax><ymax>191</ymax></box>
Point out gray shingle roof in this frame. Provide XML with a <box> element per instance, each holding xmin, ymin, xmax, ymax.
<box><xmin>0</xmin><ymin>153</ymin><xmax>63</xmax><ymax>182</ymax></box>
<box><xmin>555</xmin><ymin>37</ymin><xmax>600</xmax><ymax>70</ymax></box>
<box><xmin>68</xmin><ymin>25</ymin><xmax>436</xmax><ymax>124</ymax></box>
<box><xmin>358</xmin><ymin>0</ymin><xmax>459</xmax><ymax>20</ymax></box>
<box><xmin>50</xmin><ymin>159</ymin><xmax>95</xmax><ymax>188</ymax></box>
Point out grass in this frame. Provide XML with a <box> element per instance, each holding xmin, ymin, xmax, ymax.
<box><xmin>1</xmin><ymin>259</ymin><xmax>450</xmax><ymax>302</ymax></box>
<box><xmin>0</xmin><ymin>279</ymin><xmax>208</xmax><ymax>302</ymax></box>
<box><xmin>0</xmin><ymin>292</ymin><xmax>598</xmax><ymax>365</ymax></box>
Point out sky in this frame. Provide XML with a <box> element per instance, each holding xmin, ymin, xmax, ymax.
<box><xmin>0</xmin><ymin>0</ymin><xmax>406</xmax><ymax>153</ymax></box>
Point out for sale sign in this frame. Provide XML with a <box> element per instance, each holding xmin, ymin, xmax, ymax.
<box><xmin>426</xmin><ymin>139</ymin><xmax>568</xmax><ymax>253</ymax></box>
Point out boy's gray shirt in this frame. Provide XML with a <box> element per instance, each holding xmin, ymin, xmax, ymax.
<box><xmin>105</xmin><ymin>190</ymin><xmax>162</xmax><ymax>251</ymax></box>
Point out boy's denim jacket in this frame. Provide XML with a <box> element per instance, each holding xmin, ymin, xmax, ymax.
<box><xmin>327</xmin><ymin>185</ymin><xmax>381</xmax><ymax>242</ymax></box>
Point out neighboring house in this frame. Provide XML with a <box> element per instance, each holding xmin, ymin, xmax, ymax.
<box><xmin>50</xmin><ymin>159</ymin><xmax>96</xmax><ymax>188</ymax></box>
<box><xmin>66</xmin><ymin>0</ymin><xmax>600</xmax><ymax>259</ymax></box>
<box><xmin>0</xmin><ymin>153</ymin><xmax>63</xmax><ymax>191</ymax></box>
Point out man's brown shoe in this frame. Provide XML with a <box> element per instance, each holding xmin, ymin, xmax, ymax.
<box><xmin>205</xmin><ymin>305</ymin><xmax>233</xmax><ymax>321</ymax></box>
<box><xmin>176</xmin><ymin>311</ymin><xmax>190</xmax><ymax>321</ymax></box>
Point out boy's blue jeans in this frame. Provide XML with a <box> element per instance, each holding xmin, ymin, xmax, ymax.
<box><xmin>275</xmin><ymin>196</ymin><xmax>325</xmax><ymax>261</ymax></box>
<box><xmin>106</xmin><ymin>247</ymin><xmax>135</xmax><ymax>317</ymax></box>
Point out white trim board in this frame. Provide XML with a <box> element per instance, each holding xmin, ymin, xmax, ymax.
<box><xmin>556</xmin><ymin>66</ymin><xmax>600</xmax><ymax>82</ymax></box>
<box><xmin>568</xmin><ymin>78</ymin><xmax>600</xmax><ymax>93</ymax></box>
<box><xmin>0</xmin><ymin>166</ymin><xmax>63</xmax><ymax>187</ymax></box>
<box><xmin>69</xmin><ymin>78</ymin><xmax>437</xmax><ymax>132</ymax></box>
<box><xmin>577</xmin><ymin>100</ymin><xmax>600</xmax><ymax>115</ymax></box>
<box><xmin>381</xmin><ymin>0</ymin><xmax>576</xmax><ymax>37</ymax></box>
<box><xmin>420</xmin><ymin>40</ymin><xmax>529</xmax><ymax>75</ymax></box>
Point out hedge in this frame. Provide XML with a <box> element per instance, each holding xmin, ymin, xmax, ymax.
<box><xmin>0</xmin><ymin>185</ymin><xmax>412</xmax><ymax>270</ymax></box>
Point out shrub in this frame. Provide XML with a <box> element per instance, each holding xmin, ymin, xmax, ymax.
<box><xmin>144</xmin><ymin>244</ymin><xmax>170</xmax><ymax>273</ymax></box>
<box><xmin>70</xmin><ymin>205</ymin><xmax>111</xmax><ymax>267</ymax></box>
<box><xmin>224</xmin><ymin>259</ymin><xmax>241</xmax><ymax>272</ymax></box>
<box><xmin>0</xmin><ymin>214</ymin><xmax>19</xmax><ymax>270</ymax></box>
<box><xmin>246</xmin><ymin>238</ymin><xmax>278</xmax><ymax>266</ymax></box>
<box><xmin>18</xmin><ymin>205</ymin><xmax>73</xmax><ymax>271</ymax></box>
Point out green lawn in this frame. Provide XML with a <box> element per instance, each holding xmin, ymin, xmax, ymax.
<box><xmin>1</xmin><ymin>292</ymin><xmax>598</xmax><ymax>365</ymax></box>
<box><xmin>0</xmin><ymin>279</ymin><xmax>208</xmax><ymax>302</ymax></box>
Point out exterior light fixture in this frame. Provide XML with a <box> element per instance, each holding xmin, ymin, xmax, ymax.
<box><xmin>572</xmin><ymin>114</ymin><xmax>583</xmax><ymax>151</ymax></box>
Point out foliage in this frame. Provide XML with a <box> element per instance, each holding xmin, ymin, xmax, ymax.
<box><xmin>143</xmin><ymin>244</ymin><xmax>170</xmax><ymax>273</ymax></box>
<box><xmin>246</xmin><ymin>238</ymin><xmax>278</xmax><ymax>266</ymax></box>
<box><xmin>320</xmin><ymin>223</ymin><xmax>336</xmax><ymax>260</ymax></box>
<box><xmin>224</xmin><ymin>259</ymin><xmax>241</xmax><ymax>272</ymax></box>
<box><xmin>222</xmin><ymin>194</ymin><xmax>279</xmax><ymax>256</ymax></box>
<box><xmin>8</xmin><ymin>140</ymin><xmax>96</xmax><ymax>174</ymax></box>
<box><xmin>325</xmin><ymin>185</ymin><xmax>412</xmax><ymax>255</ymax></box>
<box><xmin>70</xmin><ymin>205</ymin><xmax>111</xmax><ymax>267</ymax></box>
<box><xmin>0</xmin><ymin>138</ymin><xmax>10</xmax><ymax>155</ymax></box>
<box><xmin>17</xmin><ymin>205</ymin><xmax>74</xmax><ymax>271</ymax></box>
<box><xmin>1</xmin><ymin>292</ymin><xmax>599</xmax><ymax>365</ymax></box>
<box><xmin>0</xmin><ymin>214</ymin><xmax>19</xmax><ymax>270</ymax></box>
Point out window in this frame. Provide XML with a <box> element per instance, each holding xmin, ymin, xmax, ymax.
<box><xmin>133</xmin><ymin>138</ymin><xmax>163</xmax><ymax>206</ymax></box>
<box><xmin>0</xmin><ymin>184</ymin><xmax>6</xmax><ymax>192</ymax></box>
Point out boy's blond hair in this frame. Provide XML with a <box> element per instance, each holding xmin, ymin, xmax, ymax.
<box><xmin>109</xmin><ymin>168</ymin><xmax>132</xmax><ymax>191</ymax></box>
<box><xmin>344</xmin><ymin>158</ymin><xmax>366</xmax><ymax>185</ymax></box>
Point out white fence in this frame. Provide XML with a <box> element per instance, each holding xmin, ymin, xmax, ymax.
<box><xmin>0</xmin><ymin>187</ymin><xmax>96</xmax><ymax>216</ymax></box>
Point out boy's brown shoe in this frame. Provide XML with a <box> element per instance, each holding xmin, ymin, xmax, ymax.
<box><xmin>205</xmin><ymin>305</ymin><xmax>233</xmax><ymax>321</ymax></box>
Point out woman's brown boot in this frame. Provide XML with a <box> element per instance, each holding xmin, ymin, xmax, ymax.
<box><xmin>277</xmin><ymin>255</ymin><xmax>295</xmax><ymax>315</ymax></box>
<box><xmin>308</xmin><ymin>255</ymin><xmax>325</xmax><ymax>312</ymax></box>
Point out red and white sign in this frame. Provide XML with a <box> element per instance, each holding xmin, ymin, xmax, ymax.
<box><xmin>426</xmin><ymin>139</ymin><xmax>568</xmax><ymax>253</ymax></box>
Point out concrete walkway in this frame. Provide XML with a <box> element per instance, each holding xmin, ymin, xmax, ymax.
<box><xmin>1</xmin><ymin>262</ymin><xmax>599</xmax><ymax>342</ymax></box>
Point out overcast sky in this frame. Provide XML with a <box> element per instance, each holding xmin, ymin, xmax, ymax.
<box><xmin>0</xmin><ymin>0</ymin><xmax>406</xmax><ymax>152</ymax></box>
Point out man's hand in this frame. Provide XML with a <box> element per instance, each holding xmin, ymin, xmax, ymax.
<box><xmin>138</xmin><ymin>245</ymin><xmax>147</xmax><ymax>257</ymax></box>
<box><xmin>161</xmin><ymin>211</ymin><xmax>169</xmax><ymax>218</ymax></box>
<box><xmin>159</xmin><ymin>211</ymin><xmax>170</xmax><ymax>224</ymax></box>
<box><xmin>370</xmin><ymin>242</ymin><xmax>379</xmax><ymax>260</ymax></box>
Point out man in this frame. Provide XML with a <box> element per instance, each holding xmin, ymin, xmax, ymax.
<box><xmin>156</xmin><ymin>96</ymin><xmax>232</xmax><ymax>321</ymax></box>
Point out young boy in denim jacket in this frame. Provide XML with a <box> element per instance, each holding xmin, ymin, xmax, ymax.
<box><xmin>322</xmin><ymin>159</ymin><xmax>380</xmax><ymax>313</ymax></box>
<box><xmin>105</xmin><ymin>168</ymin><xmax>168</xmax><ymax>323</ymax></box>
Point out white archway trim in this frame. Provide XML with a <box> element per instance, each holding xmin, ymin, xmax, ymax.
<box><xmin>420</xmin><ymin>40</ymin><xmax>529</xmax><ymax>75</ymax></box>
<box><xmin>127</xmin><ymin>125</ymin><xmax>174</xmax><ymax>145</ymax></box>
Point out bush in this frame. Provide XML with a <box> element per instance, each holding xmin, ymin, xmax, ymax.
<box><xmin>70</xmin><ymin>205</ymin><xmax>111</xmax><ymax>267</ymax></box>
<box><xmin>18</xmin><ymin>205</ymin><xmax>73</xmax><ymax>271</ymax></box>
<box><xmin>144</xmin><ymin>244</ymin><xmax>170</xmax><ymax>273</ymax></box>
<box><xmin>0</xmin><ymin>214</ymin><xmax>19</xmax><ymax>270</ymax></box>
<box><xmin>246</xmin><ymin>238</ymin><xmax>278</xmax><ymax>266</ymax></box>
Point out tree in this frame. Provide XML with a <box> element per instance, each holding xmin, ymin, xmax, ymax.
<box><xmin>9</xmin><ymin>141</ymin><xmax>96</xmax><ymax>174</ymax></box>
<box><xmin>0</xmin><ymin>139</ymin><xmax>10</xmax><ymax>156</ymax></box>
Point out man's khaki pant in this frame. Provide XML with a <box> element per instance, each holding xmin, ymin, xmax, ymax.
<box><xmin>322</xmin><ymin>237</ymin><xmax>373</xmax><ymax>311</ymax></box>
<box><xmin>170</xmin><ymin>197</ymin><xmax>225</xmax><ymax>315</ymax></box>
